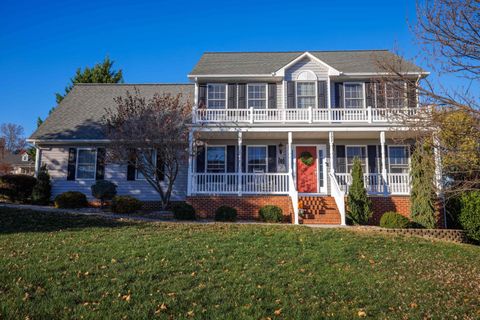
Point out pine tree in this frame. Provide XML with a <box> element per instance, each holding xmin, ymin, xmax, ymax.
<box><xmin>410</xmin><ymin>144</ymin><xmax>437</xmax><ymax>228</ymax></box>
<box><xmin>32</xmin><ymin>164</ymin><xmax>51</xmax><ymax>205</ymax></box>
<box><xmin>347</xmin><ymin>157</ymin><xmax>372</xmax><ymax>225</ymax></box>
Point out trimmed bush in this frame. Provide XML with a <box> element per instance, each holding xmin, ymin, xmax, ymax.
<box><xmin>380</xmin><ymin>211</ymin><xmax>411</xmax><ymax>229</ymax></box>
<box><xmin>347</xmin><ymin>157</ymin><xmax>372</xmax><ymax>225</ymax></box>
<box><xmin>171</xmin><ymin>202</ymin><xmax>196</xmax><ymax>220</ymax></box>
<box><xmin>91</xmin><ymin>180</ymin><xmax>117</xmax><ymax>207</ymax></box>
<box><xmin>111</xmin><ymin>196</ymin><xmax>142</xmax><ymax>214</ymax></box>
<box><xmin>215</xmin><ymin>206</ymin><xmax>237</xmax><ymax>222</ymax></box>
<box><xmin>459</xmin><ymin>191</ymin><xmax>480</xmax><ymax>242</ymax></box>
<box><xmin>54</xmin><ymin>191</ymin><xmax>88</xmax><ymax>209</ymax></box>
<box><xmin>259</xmin><ymin>205</ymin><xmax>283</xmax><ymax>223</ymax></box>
<box><xmin>0</xmin><ymin>174</ymin><xmax>37</xmax><ymax>203</ymax></box>
<box><xmin>32</xmin><ymin>165</ymin><xmax>51</xmax><ymax>205</ymax></box>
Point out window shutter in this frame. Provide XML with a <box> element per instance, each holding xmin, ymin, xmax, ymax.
<box><xmin>67</xmin><ymin>148</ymin><xmax>76</xmax><ymax>180</ymax></box>
<box><xmin>241</xmin><ymin>145</ymin><xmax>246</xmax><ymax>172</ymax></box>
<box><xmin>335</xmin><ymin>145</ymin><xmax>346</xmax><ymax>173</ymax></box>
<box><xmin>226</xmin><ymin>145</ymin><xmax>236</xmax><ymax>172</ymax></box>
<box><xmin>127</xmin><ymin>149</ymin><xmax>136</xmax><ymax>181</ymax></box>
<box><xmin>156</xmin><ymin>151</ymin><xmax>165</xmax><ymax>181</ymax></box>
<box><xmin>196</xmin><ymin>146</ymin><xmax>205</xmax><ymax>173</ymax></box>
<box><xmin>365</xmin><ymin>82</ymin><xmax>375</xmax><ymax>108</ymax></box>
<box><xmin>268</xmin><ymin>145</ymin><xmax>277</xmax><ymax>173</ymax></box>
<box><xmin>367</xmin><ymin>145</ymin><xmax>377</xmax><ymax>173</ymax></box>
<box><xmin>237</xmin><ymin>84</ymin><xmax>246</xmax><ymax>108</ymax></box>
<box><xmin>334</xmin><ymin>83</ymin><xmax>344</xmax><ymax>108</ymax></box>
<box><xmin>407</xmin><ymin>82</ymin><xmax>417</xmax><ymax>108</ymax></box>
<box><xmin>198</xmin><ymin>84</ymin><xmax>207</xmax><ymax>108</ymax></box>
<box><xmin>287</xmin><ymin>81</ymin><xmax>296</xmax><ymax>108</ymax></box>
<box><xmin>96</xmin><ymin>147</ymin><xmax>106</xmax><ymax>180</ymax></box>
<box><xmin>268</xmin><ymin>83</ymin><xmax>277</xmax><ymax>109</ymax></box>
<box><xmin>317</xmin><ymin>80</ymin><xmax>327</xmax><ymax>108</ymax></box>
<box><xmin>228</xmin><ymin>84</ymin><xmax>237</xmax><ymax>109</ymax></box>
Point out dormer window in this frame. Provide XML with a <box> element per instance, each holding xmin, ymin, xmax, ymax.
<box><xmin>296</xmin><ymin>82</ymin><xmax>317</xmax><ymax>108</ymax></box>
<box><xmin>207</xmin><ymin>84</ymin><xmax>226</xmax><ymax>109</ymax></box>
<box><xmin>344</xmin><ymin>83</ymin><xmax>365</xmax><ymax>108</ymax></box>
<box><xmin>247</xmin><ymin>84</ymin><xmax>267</xmax><ymax>109</ymax></box>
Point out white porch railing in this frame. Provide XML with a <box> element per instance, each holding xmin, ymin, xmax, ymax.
<box><xmin>192</xmin><ymin>173</ymin><xmax>289</xmax><ymax>194</ymax></box>
<box><xmin>335</xmin><ymin>173</ymin><xmax>410</xmax><ymax>195</ymax></box>
<box><xmin>329</xmin><ymin>172</ymin><xmax>346</xmax><ymax>225</ymax></box>
<box><xmin>194</xmin><ymin>107</ymin><xmax>419</xmax><ymax>124</ymax></box>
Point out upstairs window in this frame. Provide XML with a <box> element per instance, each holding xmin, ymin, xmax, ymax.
<box><xmin>386</xmin><ymin>83</ymin><xmax>405</xmax><ymax>108</ymax></box>
<box><xmin>76</xmin><ymin>149</ymin><xmax>96</xmax><ymax>180</ymax></box>
<box><xmin>344</xmin><ymin>83</ymin><xmax>364</xmax><ymax>108</ymax></box>
<box><xmin>207</xmin><ymin>84</ymin><xmax>226</xmax><ymax>109</ymax></box>
<box><xmin>388</xmin><ymin>146</ymin><xmax>409</xmax><ymax>173</ymax></box>
<box><xmin>206</xmin><ymin>146</ymin><xmax>226</xmax><ymax>173</ymax></box>
<box><xmin>247</xmin><ymin>84</ymin><xmax>267</xmax><ymax>109</ymax></box>
<box><xmin>247</xmin><ymin>146</ymin><xmax>267</xmax><ymax>173</ymax></box>
<box><xmin>296</xmin><ymin>82</ymin><xmax>316</xmax><ymax>108</ymax></box>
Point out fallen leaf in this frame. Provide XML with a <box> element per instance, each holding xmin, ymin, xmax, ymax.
<box><xmin>274</xmin><ymin>308</ymin><xmax>282</xmax><ymax>315</ymax></box>
<box><xmin>358</xmin><ymin>310</ymin><xmax>367</xmax><ymax>317</ymax></box>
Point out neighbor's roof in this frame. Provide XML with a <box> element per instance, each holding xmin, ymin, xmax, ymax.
<box><xmin>29</xmin><ymin>84</ymin><xmax>194</xmax><ymax>141</ymax></box>
<box><xmin>189</xmin><ymin>50</ymin><xmax>426</xmax><ymax>75</ymax></box>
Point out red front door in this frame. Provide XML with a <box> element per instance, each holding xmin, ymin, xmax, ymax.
<box><xmin>296</xmin><ymin>146</ymin><xmax>318</xmax><ymax>193</ymax></box>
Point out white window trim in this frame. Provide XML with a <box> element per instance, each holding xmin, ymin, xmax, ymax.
<box><xmin>247</xmin><ymin>83</ymin><xmax>268</xmax><ymax>109</ymax></box>
<box><xmin>343</xmin><ymin>82</ymin><xmax>366</xmax><ymax>109</ymax></box>
<box><xmin>387</xmin><ymin>145</ymin><xmax>410</xmax><ymax>173</ymax></box>
<box><xmin>206</xmin><ymin>83</ymin><xmax>227</xmax><ymax>109</ymax></box>
<box><xmin>205</xmin><ymin>145</ymin><xmax>227</xmax><ymax>173</ymax></box>
<box><xmin>75</xmin><ymin>148</ymin><xmax>97</xmax><ymax>181</ymax></box>
<box><xmin>295</xmin><ymin>81</ymin><xmax>317</xmax><ymax>109</ymax></box>
<box><xmin>345</xmin><ymin>145</ymin><xmax>368</xmax><ymax>174</ymax></box>
<box><xmin>135</xmin><ymin>149</ymin><xmax>157</xmax><ymax>181</ymax></box>
<box><xmin>246</xmin><ymin>145</ymin><xmax>268</xmax><ymax>173</ymax></box>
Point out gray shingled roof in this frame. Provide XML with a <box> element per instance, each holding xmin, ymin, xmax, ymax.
<box><xmin>30</xmin><ymin>84</ymin><xmax>194</xmax><ymax>140</ymax></box>
<box><xmin>189</xmin><ymin>50</ymin><xmax>425</xmax><ymax>75</ymax></box>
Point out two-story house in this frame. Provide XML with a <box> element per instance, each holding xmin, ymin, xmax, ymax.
<box><xmin>29</xmin><ymin>50</ymin><xmax>436</xmax><ymax>225</ymax></box>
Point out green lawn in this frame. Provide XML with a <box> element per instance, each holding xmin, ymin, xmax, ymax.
<box><xmin>0</xmin><ymin>208</ymin><xmax>479</xmax><ymax>319</ymax></box>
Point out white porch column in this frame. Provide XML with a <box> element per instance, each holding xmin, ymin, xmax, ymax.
<box><xmin>237</xmin><ymin>131</ymin><xmax>243</xmax><ymax>196</ymax></box>
<box><xmin>34</xmin><ymin>146</ymin><xmax>42</xmax><ymax>177</ymax></box>
<box><xmin>187</xmin><ymin>130</ymin><xmax>194</xmax><ymax>196</ymax></box>
<box><xmin>287</xmin><ymin>131</ymin><xmax>299</xmax><ymax>225</ymax></box>
<box><xmin>288</xmin><ymin>131</ymin><xmax>293</xmax><ymax>176</ymax></box>
<box><xmin>380</xmin><ymin>131</ymin><xmax>388</xmax><ymax>195</ymax></box>
<box><xmin>433</xmin><ymin>133</ymin><xmax>443</xmax><ymax>192</ymax></box>
<box><xmin>329</xmin><ymin>131</ymin><xmax>334</xmax><ymax>174</ymax></box>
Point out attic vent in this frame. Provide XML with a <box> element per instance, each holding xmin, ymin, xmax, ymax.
<box><xmin>296</xmin><ymin>70</ymin><xmax>317</xmax><ymax>81</ymax></box>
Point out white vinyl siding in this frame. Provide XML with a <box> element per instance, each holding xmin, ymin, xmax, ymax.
<box><xmin>207</xmin><ymin>84</ymin><xmax>226</xmax><ymax>109</ymax></box>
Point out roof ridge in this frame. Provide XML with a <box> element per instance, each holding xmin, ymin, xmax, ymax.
<box><xmin>203</xmin><ymin>49</ymin><xmax>390</xmax><ymax>54</ymax></box>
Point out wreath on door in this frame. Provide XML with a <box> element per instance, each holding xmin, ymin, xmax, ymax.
<box><xmin>300</xmin><ymin>151</ymin><xmax>314</xmax><ymax>166</ymax></box>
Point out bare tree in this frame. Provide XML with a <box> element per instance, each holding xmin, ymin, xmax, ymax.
<box><xmin>0</xmin><ymin>123</ymin><xmax>26</xmax><ymax>152</ymax></box>
<box><xmin>104</xmin><ymin>89</ymin><xmax>192</xmax><ymax>209</ymax></box>
<box><xmin>376</xmin><ymin>0</ymin><xmax>480</xmax><ymax>197</ymax></box>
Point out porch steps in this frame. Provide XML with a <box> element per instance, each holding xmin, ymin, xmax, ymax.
<box><xmin>299</xmin><ymin>196</ymin><xmax>341</xmax><ymax>225</ymax></box>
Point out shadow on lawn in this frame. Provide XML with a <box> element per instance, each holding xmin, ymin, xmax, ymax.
<box><xmin>0</xmin><ymin>207</ymin><xmax>135</xmax><ymax>234</ymax></box>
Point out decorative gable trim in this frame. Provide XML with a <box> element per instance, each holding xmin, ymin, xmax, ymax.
<box><xmin>274</xmin><ymin>52</ymin><xmax>341</xmax><ymax>77</ymax></box>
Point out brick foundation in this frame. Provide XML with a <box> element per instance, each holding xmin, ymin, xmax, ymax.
<box><xmin>186</xmin><ymin>195</ymin><xmax>294</xmax><ymax>221</ymax></box>
<box><xmin>369</xmin><ymin>196</ymin><xmax>411</xmax><ymax>225</ymax></box>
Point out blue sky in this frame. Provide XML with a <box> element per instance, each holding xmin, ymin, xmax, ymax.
<box><xmin>0</xmin><ymin>0</ymin><xmax>450</xmax><ymax>136</ymax></box>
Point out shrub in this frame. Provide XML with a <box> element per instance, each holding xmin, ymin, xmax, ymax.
<box><xmin>459</xmin><ymin>191</ymin><xmax>480</xmax><ymax>242</ymax></box>
<box><xmin>54</xmin><ymin>191</ymin><xmax>88</xmax><ymax>208</ymax></box>
<box><xmin>215</xmin><ymin>206</ymin><xmax>237</xmax><ymax>222</ymax></box>
<box><xmin>0</xmin><ymin>174</ymin><xmax>37</xmax><ymax>203</ymax></box>
<box><xmin>32</xmin><ymin>165</ymin><xmax>51</xmax><ymax>205</ymax></box>
<box><xmin>380</xmin><ymin>211</ymin><xmax>411</xmax><ymax>229</ymax></box>
<box><xmin>347</xmin><ymin>157</ymin><xmax>372</xmax><ymax>225</ymax></box>
<box><xmin>111</xmin><ymin>196</ymin><xmax>142</xmax><ymax>214</ymax></box>
<box><xmin>171</xmin><ymin>202</ymin><xmax>196</xmax><ymax>220</ymax></box>
<box><xmin>91</xmin><ymin>180</ymin><xmax>117</xmax><ymax>207</ymax></box>
<box><xmin>259</xmin><ymin>205</ymin><xmax>283</xmax><ymax>223</ymax></box>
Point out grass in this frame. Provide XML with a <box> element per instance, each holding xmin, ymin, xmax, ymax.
<box><xmin>0</xmin><ymin>207</ymin><xmax>479</xmax><ymax>319</ymax></box>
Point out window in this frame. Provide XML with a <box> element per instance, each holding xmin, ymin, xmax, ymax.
<box><xmin>22</xmin><ymin>154</ymin><xmax>28</xmax><ymax>162</ymax></box>
<box><xmin>207</xmin><ymin>84</ymin><xmax>226</xmax><ymax>109</ymax></box>
<box><xmin>296</xmin><ymin>82</ymin><xmax>316</xmax><ymax>108</ymax></box>
<box><xmin>344</xmin><ymin>83</ymin><xmax>364</xmax><ymax>108</ymax></box>
<box><xmin>386</xmin><ymin>83</ymin><xmax>405</xmax><ymax>108</ymax></box>
<box><xmin>346</xmin><ymin>146</ymin><xmax>367</xmax><ymax>173</ymax></box>
<box><xmin>206</xmin><ymin>146</ymin><xmax>225</xmax><ymax>173</ymax></box>
<box><xmin>247</xmin><ymin>146</ymin><xmax>267</xmax><ymax>173</ymax></box>
<box><xmin>247</xmin><ymin>84</ymin><xmax>267</xmax><ymax>109</ymax></box>
<box><xmin>136</xmin><ymin>150</ymin><xmax>156</xmax><ymax>180</ymax></box>
<box><xmin>76</xmin><ymin>149</ymin><xmax>96</xmax><ymax>180</ymax></box>
<box><xmin>388</xmin><ymin>146</ymin><xmax>409</xmax><ymax>173</ymax></box>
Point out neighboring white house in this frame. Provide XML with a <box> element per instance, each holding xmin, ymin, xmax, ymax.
<box><xmin>29</xmin><ymin>50</ymin><xmax>438</xmax><ymax>225</ymax></box>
